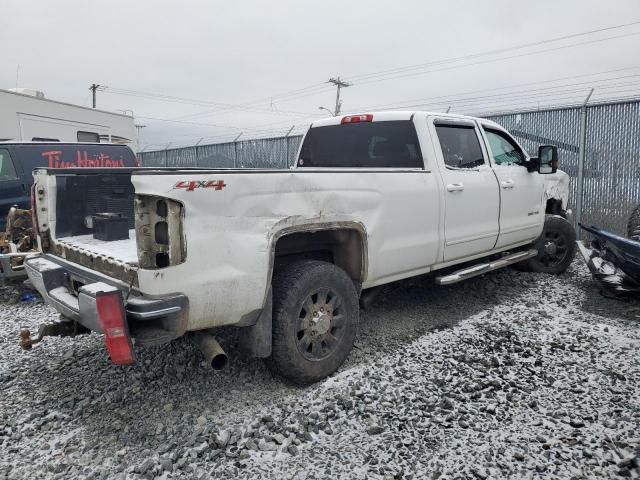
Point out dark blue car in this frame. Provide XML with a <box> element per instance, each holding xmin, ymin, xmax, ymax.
<box><xmin>0</xmin><ymin>142</ymin><xmax>138</xmax><ymax>229</ymax></box>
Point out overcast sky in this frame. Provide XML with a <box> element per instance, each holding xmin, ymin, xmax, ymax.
<box><xmin>2</xmin><ymin>0</ymin><xmax>639</xmax><ymax>150</ymax></box>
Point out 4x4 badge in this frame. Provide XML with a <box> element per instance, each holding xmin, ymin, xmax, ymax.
<box><xmin>173</xmin><ymin>180</ymin><xmax>226</xmax><ymax>192</ymax></box>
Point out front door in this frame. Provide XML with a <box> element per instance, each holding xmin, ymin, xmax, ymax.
<box><xmin>480</xmin><ymin>126</ymin><xmax>545</xmax><ymax>249</ymax></box>
<box><xmin>432</xmin><ymin>120</ymin><xmax>500</xmax><ymax>262</ymax></box>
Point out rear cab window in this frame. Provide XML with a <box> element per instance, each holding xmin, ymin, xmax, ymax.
<box><xmin>0</xmin><ymin>148</ymin><xmax>19</xmax><ymax>181</ymax></box>
<box><xmin>298</xmin><ymin>120</ymin><xmax>423</xmax><ymax>168</ymax></box>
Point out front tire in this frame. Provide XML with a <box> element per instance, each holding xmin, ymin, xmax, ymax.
<box><xmin>519</xmin><ymin>215</ymin><xmax>576</xmax><ymax>274</ymax></box>
<box><xmin>267</xmin><ymin>260</ymin><xmax>359</xmax><ymax>385</ymax></box>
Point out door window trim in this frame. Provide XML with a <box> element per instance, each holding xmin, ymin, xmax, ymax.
<box><xmin>431</xmin><ymin>118</ymin><xmax>490</xmax><ymax>172</ymax></box>
<box><xmin>479</xmin><ymin>124</ymin><xmax>529</xmax><ymax>168</ymax></box>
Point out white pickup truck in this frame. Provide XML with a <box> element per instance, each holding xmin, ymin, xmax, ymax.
<box><xmin>24</xmin><ymin>111</ymin><xmax>575</xmax><ymax>384</ymax></box>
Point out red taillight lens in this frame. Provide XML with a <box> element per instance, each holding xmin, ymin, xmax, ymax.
<box><xmin>96</xmin><ymin>292</ymin><xmax>135</xmax><ymax>365</ymax></box>
<box><xmin>341</xmin><ymin>114</ymin><xmax>373</xmax><ymax>124</ymax></box>
<box><xmin>30</xmin><ymin>184</ymin><xmax>39</xmax><ymax>235</ymax></box>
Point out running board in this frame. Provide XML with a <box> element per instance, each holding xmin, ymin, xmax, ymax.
<box><xmin>435</xmin><ymin>249</ymin><xmax>538</xmax><ymax>285</ymax></box>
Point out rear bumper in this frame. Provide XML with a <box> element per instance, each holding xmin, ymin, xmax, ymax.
<box><xmin>0</xmin><ymin>252</ymin><xmax>33</xmax><ymax>280</ymax></box>
<box><xmin>24</xmin><ymin>255</ymin><xmax>187</xmax><ymax>344</ymax></box>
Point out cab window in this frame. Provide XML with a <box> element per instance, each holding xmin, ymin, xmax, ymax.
<box><xmin>484</xmin><ymin>128</ymin><xmax>525</xmax><ymax>165</ymax></box>
<box><xmin>435</xmin><ymin>124</ymin><xmax>484</xmax><ymax>169</ymax></box>
<box><xmin>298</xmin><ymin>120</ymin><xmax>423</xmax><ymax>168</ymax></box>
<box><xmin>0</xmin><ymin>149</ymin><xmax>18</xmax><ymax>181</ymax></box>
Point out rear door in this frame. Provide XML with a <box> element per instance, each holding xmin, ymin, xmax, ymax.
<box><xmin>430</xmin><ymin>119</ymin><xmax>500</xmax><ymax>262</ymax></box>
<box><xmin>479</xmin><ymin>126</ymin><xmax>545</xmax><ymax>248</ymax></box>
<box><xmin>0</xmin><ymin>147</ymin><xmax>28</xmax><ymax>225</ymax></box>
<box><xmin>296</xmin><ymin>115</ymin><xmax>441</xmax><ymax>285</ymax></box>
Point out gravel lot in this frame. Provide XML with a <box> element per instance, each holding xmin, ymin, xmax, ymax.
<box><xmin>1</xmin><ymin>262</ymin><xmax>639</xmax><ymax>479</ymax></box>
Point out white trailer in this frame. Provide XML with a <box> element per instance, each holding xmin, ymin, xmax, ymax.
<box><xmin>0</xmin><ymin>88</ymin><xmax>137</xmax><ymax>151</ymax></box>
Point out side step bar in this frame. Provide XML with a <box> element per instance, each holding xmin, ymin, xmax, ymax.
<box><xmin>435</xmin><ymin>249</ymin><xmax>538</xmax><ymax>286</ymax></box>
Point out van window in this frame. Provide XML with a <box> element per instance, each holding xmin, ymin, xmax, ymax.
<box><xmin>298</xmin><ymin>120</ymin><xmax>423</xmax><ymax>168</ymax></box>
<box><xmin>77</xmin><ymin>131</ymin><xmax>100</xmax><ymax>143</ymax></box>
<box><xmin>0</xmin><ymin>149</ymin><xmax>18</xmax><ymax>180</ymax></box>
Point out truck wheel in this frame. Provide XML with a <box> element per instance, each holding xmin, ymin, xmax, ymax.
<box><xmin>267</xmin><ymin>260</ymin><xmax>358</xmax><ymax>385</ymax></box>
<box><xmin>627</xmin><ymin>205</ymin><xmax>640</xmax><ymax>240</ymax></box>
<box><xmin>519</xmin><ymin>215</ymin><xmax>576</xmax><ymax>274</ymax></box>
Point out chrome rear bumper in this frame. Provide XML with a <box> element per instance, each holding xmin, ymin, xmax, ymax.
<box><xmin>25</xmin><ymin>255</ymin><xmax>187</xmax><ymax>343</ymax></box>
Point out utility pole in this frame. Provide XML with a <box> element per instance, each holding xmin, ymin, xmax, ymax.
<box><xmin>324</xmin><ymin>77</ymin><xmax>352</xmax><ymax>116</ymax></box>
<box><xmin>135</xmin><ymin>124</ymin><xmax>146</xmax><ymax>150</ymax></box>
<box><xmin>89</xmin><ymin>83</ymin><xmax>107</xmax><ymax>108</ymax></box>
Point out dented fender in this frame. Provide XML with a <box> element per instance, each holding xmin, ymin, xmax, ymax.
<box><xmin>130</xmin><ymin>170</ymin><xmax>440</xmax><ymax>331</ymax></box>
<box><xmin>542</xmin><ymin>169</ymin><xmax>570</xmax><ymax>208</ymax></box>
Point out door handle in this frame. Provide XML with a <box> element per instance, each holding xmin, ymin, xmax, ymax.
<box><xmin>501</xmin><ymin>180</ymin><xmax>515</xmax><ymax>189</ymax></box>
<box><xmin>446</xmin><ymin>183</ymin><xmax>464</xmax><ymax>192</ymax></box>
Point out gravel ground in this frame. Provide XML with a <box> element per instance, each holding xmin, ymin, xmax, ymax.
<box><xmin>1</xmin><ymin>262</ymin><xmax>639</xmax><ymax>479</ymax></box>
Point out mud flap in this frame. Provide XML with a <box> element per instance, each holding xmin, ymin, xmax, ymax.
<box><xmin>239</xmin><ymin>289</ymin><xmax>272</xmax><ymax>358</ymax></box>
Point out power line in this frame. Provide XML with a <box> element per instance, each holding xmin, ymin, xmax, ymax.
<box><xmin>349</xmin><ymin>70</ymin><xmax>640</xmax><ymax>112</ymax></box>
<box><xmin>138</xmin><ymin>73</ymin><xmax>640</xmax><ymax>144</ymax></box>
<box><xmin>178</xmin><ymin>19</ymin><xmax>640</xmax><ymax>111</ymax></box>
<box><xmin>103</xmin><ymin>87</ymin><xmax>314</xmax><ymax>117</ymax></box>
<box><xmin>353</xmin><ymin>31</ymin><xmax>640</xmax><ymax>87</ymax></box>
<box><xmin>127</xmin><ymin>20</ymin><xmax>640</xmax><ymax>147</ymax></box>
<box><xmin>136</xmin><ymin>114</ymin><xmax>309</xmax><ymax>137</ymax></box>
<box><xmin>347</xmin><ymin>20</ymin><xmax>640</xmax><ymax>83</ymax></box>
<box><xmin>107</xmin><ymin>21</ymin><xmax>640</xmax><ymax>124</ymax></box>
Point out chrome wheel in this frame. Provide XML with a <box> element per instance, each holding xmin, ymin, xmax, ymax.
<box><xmin>296</xmin><ymin>288</ymin><xmax>345</xmax><ymax>361</ymax></box>
<box><xmin>539</xmin><ymin>230</ymin><xmax>568</xmax><ymax>267</ymax></box>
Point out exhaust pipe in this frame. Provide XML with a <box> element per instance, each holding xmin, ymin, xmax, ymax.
<box><xmin>192</xmin><ymin>333</ymin><xmax>228</xmax><ymax>370</ymax></box>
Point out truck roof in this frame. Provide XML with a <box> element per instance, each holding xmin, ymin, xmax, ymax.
<box><xmin>310</xmin><ymin>111</ymin><xmax>504</xmax><ymax>130</ymax></box>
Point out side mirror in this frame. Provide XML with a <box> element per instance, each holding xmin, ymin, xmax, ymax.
<box><xmin>537</xmin><ymin>145</ymin><xmax>558</xmax><ymax>174</ymax></box>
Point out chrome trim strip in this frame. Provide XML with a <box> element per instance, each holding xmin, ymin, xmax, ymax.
<box><xmin>127</xmin><ymin>306</ymin><xmax>182</xmax><ymax>319</ymax></box>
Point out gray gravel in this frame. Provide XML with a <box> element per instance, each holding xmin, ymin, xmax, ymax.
<box><xmin>1</xmin><ymin>262</ymin><xmax>639</xmax><ymax>479</ymax></box>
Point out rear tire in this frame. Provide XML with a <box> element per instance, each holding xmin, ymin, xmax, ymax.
<box><xmin>627</xmin><ymin>205</ymin><xmax>640</xmax><ymax>240</ymax></box>
<box><xmin>518</xmin><ymin>215</ymin><xmax>576</xmax><ymax>274</ymax></box>
<box><xmin>266</xmin><ymin>260</ymin><xmax>359</xmax><ymax>385</ymax></box>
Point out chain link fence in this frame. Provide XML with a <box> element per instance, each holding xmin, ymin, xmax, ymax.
<box><xmin>486</xmin><ymin>99</ymin><xmax>640</xmax><ymax>235</ymax></box>
<box><xmin>139</xmin><ymin>99</ymin><xmax>640</xmax><ymax>235</ymax></box>
<box><xmin>140</xmin><ymin>135</ymin><xmax>303</xmax><ymax>169</ymax></box>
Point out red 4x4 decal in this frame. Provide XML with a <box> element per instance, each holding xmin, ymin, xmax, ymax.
<box><xmin>173</xmin><ymin>180</ymin><xmax>226</xmax><ymax>192</ymax></box>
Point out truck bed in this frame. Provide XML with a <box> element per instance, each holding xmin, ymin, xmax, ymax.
<box><xmin>57</xmin><ymin>229</ymin><xmax>138</xmax><ymax>265</ymax></box>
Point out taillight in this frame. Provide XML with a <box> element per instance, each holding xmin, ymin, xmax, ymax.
<box><xmin>96</xmin><ymin>291</ymin><xmax>135</xmax><ymax>365</ymax></box>
<box><xmin>30</xmin><ymin>184</ymin><xmax>39</xmax><ymax>235</ymax></box>
<box><xmin>341</xmin><ymin>114</ymin><xmax>373</xmax><ymax>124</ymax></box>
